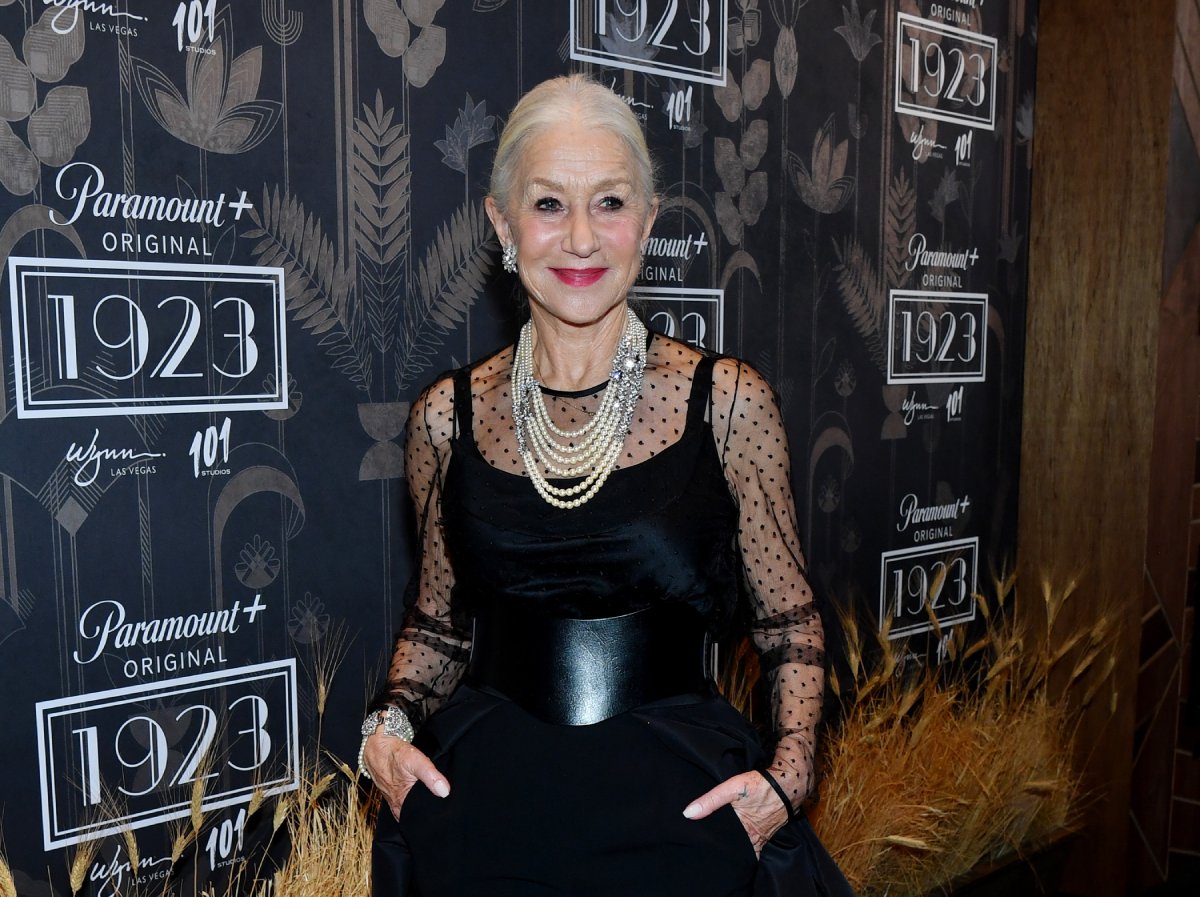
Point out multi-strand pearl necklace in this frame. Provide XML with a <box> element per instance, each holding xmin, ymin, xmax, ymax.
<box><xmin>511</xmin><ymin>307</ymin><xmax>647</xmax><ymax>509</ymax></box>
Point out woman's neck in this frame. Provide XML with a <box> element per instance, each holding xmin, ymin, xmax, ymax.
<box><xmin>527</xmin><ymin>305</ymin><xmax>630</xmax><ymax>392</ymax></box>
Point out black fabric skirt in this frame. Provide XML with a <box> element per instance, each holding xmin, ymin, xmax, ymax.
<box><xmin>372</xmin><ymin>686</ymin><xmax>853</xmax><ymax>897</ymax></box>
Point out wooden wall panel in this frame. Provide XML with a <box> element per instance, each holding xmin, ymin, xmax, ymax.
<box><xmin>1020</xmin><ymin>2</ymin><xmax>1174</xmax><ymax>895</ymax></box>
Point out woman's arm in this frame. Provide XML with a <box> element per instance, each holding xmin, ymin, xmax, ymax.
<box><xmin>714</xmin><ymin>357</ymin><xmax>824</xmax><ymax>808</ymax></box>
<box><xmin>682</xmin><ymin>357</ymin><xmax>824</xmax><ymax>853</ymax></box>
<box><xmin>363</xmin><ymin>375</ymin><xmax>471</xmax><ymax>816</ymax></box>
<box><xmin>371</xmin><ymin>374</ymin><xmax>472</xmax><ymax>727</ymax></box>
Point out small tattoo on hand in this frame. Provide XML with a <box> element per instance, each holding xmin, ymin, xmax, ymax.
<box><xmin>736</xmin><ymin>785</ymin><xmax>749</xmax><ymax>800</ymax></box>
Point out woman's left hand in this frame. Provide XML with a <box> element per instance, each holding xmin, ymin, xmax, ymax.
<box><xmin>682</xmin><ymin>770</ymin><xmax>790</xmax><ymax>858</ymax></box>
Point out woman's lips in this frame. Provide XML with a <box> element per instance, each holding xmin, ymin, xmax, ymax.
<box><xmin>550</xmin><ymin>267</ymin><xmax>606</xmax><ymax>287</ymax></box>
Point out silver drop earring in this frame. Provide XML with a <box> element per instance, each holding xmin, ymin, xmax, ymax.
<box><xmin>502</xmin><ymin>243</ymin><xmax>518</xmax><ymax>274</ymax></box>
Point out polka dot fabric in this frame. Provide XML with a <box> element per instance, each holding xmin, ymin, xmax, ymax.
<box><xmin>377</xmin><ymin>332</ymin><xmax>824</xmax><ymax>810</ymax></box>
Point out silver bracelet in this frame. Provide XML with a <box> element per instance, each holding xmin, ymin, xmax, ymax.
<box><xmin>357</xmin><ymin>706</ymin><xmax>414</xmax><ymax>780</ymax></box>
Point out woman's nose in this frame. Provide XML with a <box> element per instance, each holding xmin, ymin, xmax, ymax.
<box><xmin>564</xmin><ymin>206</ymin><xmax>599</xmax><ymax>257</ymax></box>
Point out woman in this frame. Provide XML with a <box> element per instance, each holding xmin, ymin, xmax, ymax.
<box><xmin>363</xmin><ymin>74</ymin><xmax>847</xmax><ymax>897</ymax></box>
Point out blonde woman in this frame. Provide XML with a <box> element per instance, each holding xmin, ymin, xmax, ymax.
<box><xmin>362</xmin><ymin>74</ymin><xmax>850</xmax><ymax>897</ymax></box>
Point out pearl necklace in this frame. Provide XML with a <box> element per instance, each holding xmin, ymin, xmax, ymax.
<box><xmin>511</xmin><ymin>308</ymin><xmax>647</xmax><ymax>509</ymax></box>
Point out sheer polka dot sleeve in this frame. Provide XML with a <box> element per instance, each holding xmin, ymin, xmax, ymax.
<box><xmin>373</xmin><ymin>375</ymin><xmax>471</xmax><ymax>728</ymax></box>
<box><xmin>712</xmin><ymin>359</ymin><xmax>824</xmax><ymax>809</ymax></box>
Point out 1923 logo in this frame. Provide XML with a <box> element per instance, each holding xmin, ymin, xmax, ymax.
<box><xmin>894</xmin><ymin>12</ymin><xmax>996</xmax><ymax>131</ymax></box>
<box><xmin>572</xmin><ymin>1</ymin><xmax>728</xmax><ymax>86</ymax></box>
<box><xmin>8</xmin><ymin>258</ymin><xmax>288</xmax><ymax>418</ymax></box>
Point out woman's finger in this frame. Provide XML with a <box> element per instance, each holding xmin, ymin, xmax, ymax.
<box><xmin>363</xmin><ymin>736</ymin><xmax>451</xmax><ymax>816</ymax></box>
<box><xmin>681</xmin><ymin>773</ymin><xmax>756</xmax><ymax>820</ymax></box>
<box><xmin>398</xmin><ymin>748</ymin><xmax>451</xmax><ymax>799</ymax></box>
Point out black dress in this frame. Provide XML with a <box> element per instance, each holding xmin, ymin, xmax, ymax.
<box><xmin>372</xmin><ymin>337</ymin><xmax>847</xmax><ymax>896</ymax></box>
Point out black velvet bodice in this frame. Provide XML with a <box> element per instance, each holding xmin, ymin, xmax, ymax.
<box><xmin>442</xmin><ymin>355</ymin><xmax>740</xmax><ymax>629</ymax></box>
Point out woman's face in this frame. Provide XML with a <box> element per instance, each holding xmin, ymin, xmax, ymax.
<box><xmin>486</xmin><ymin>121</ymin><xmax>657</xmax><ymax>332</ymax></box>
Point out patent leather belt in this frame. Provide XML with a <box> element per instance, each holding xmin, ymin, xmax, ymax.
<box><xmin>466</xmin><ymin>604</ymin><xmax>711</xmax><ymax>726</ymax></box>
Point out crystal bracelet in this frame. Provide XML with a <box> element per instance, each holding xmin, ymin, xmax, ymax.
<box><xmin>357</xmin><ymin>706</ymin><xmax>414</xmax><ymax>780</ymax></box>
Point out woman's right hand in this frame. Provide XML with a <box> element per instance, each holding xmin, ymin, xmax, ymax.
<box><xmin>362</xmin><ymin>731</ymin><xmax>452</xmax><ymax>820</ymax></box>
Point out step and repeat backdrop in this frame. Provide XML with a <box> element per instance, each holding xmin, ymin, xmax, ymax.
<box><xmin>0</xmin><ymin>1</ymin><xmax>1037</xmax><ymax>893</ymax></box>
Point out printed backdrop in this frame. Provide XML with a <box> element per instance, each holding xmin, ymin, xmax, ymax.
<box><xmin>0</xmin><ymin>1</ymin><xmax>1037</xmax><ymax>893</ymax></box>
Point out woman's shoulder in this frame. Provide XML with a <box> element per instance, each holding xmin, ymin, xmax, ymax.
<box><xmin>408</xmin><ymin>345</ymin><xmax>514</xmax><ymax>441</ymax></box>
<box><xmin>648</xmin><ymin>331</ymin><xmax>767</xmax><ymax>404</ymax></box>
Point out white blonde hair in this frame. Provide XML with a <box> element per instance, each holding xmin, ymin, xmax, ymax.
<box><xmin>489</xmin><ymin>74</ymin><xmax>657</xmax><ymax>212</ymax></box>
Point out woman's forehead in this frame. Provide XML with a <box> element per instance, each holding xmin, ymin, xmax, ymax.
<box><xmin>516</xmin><ymin>124</ymin><xmax>638</xmax><ymax>188</ymax></box>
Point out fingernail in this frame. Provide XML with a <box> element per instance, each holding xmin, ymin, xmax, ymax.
<box><xmin>682</xmin><ymin>803</ymin><xmax>700</xmax><ymax>819</ymax></box>
<box><xmin>433</xmin><ymin>780</ymin><xmax>450</xmax><ymax>798</ymax></box>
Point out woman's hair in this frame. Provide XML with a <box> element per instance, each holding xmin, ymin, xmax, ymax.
<box><xmin>489</xmin><ymin>74</ymin><xmax>657</xmax><ymax>212</ymax></box>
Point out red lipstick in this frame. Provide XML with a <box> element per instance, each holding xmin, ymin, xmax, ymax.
<box><xmin>550</xmin><ymin>267</ymin><xmax>606</xmax><ymax>287</ymax></box>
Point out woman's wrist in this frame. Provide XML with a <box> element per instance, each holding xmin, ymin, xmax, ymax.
<box><xmin>756</xmin><ymin>768</ymin><xmax>796</xmax><ymax>823</ymax></box>
<box><xmin>357</xmin><ymin>705</ymin><xmax>414</xmax><ymax>779</ymax></box>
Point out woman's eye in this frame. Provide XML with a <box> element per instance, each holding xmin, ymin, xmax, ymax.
<box><xmin>534</xmin><ymin>197</ymin><xmax>562</xmax><ymax>212</ymax></box>
<box><xmin>599</xmin><ymin>195</ymin><xmax>625</xmax><ymax>210</ymax></box>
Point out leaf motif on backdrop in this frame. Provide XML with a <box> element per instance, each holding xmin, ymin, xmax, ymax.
<box><xmin>0</xmin><ymin>119</ymin><xmax>39</xmax><ymax>194</ymax></box>
<box><xmin>352</xmin><ymin>91</ymin><xmax>411</xmax><ymax>375</ymax></box>
<box><xmin>131</xmin><ymin>5</ymin><xmax>281</xmax><ymax>154</ymax></box>
<box><xmin>740</xmin><ymin>172</ymin><xmax>768</xmax><ymax>227</ymax></box>
<box><xmin>0</xmin><ymin>37</ymin><xmax>35</xmax><ymax>120</ymax></box>
<box><xmin>26</xmin><ymin>85</ymin><xmax>89</xmax><ymax>166</ymax></box>
<box><xmin>715</xmin><ymin>138</ymin><xmax>746</xmax><ymax>194</ymax></box>
<box><xmin>244</xmin><ymin>187</ymin><xmax>371</xmax><ymax>392</ymax></box>
<box><xmin>472</xmin><ymin>0</ymin><xmax>511</xmax><ymax>11</ymax></box>
<box><xmin>712</xmin><ymin>59</ymin><xmax>771</xmax><ymax>122</ymax></box>
<box><xmin>395</xmin><ymin>201</ymin><xmax>498</xmax><ymax>394</ymax></box>
<box><xmin>0</xmin><ymin>14</ymin><xmax>92</xmax><ymax>195</ymax></box>
<box><xmin>363</xmin><ymin>0</ymin><xmax>447</xmax><ymax>86</ymax></box>
<box><xmin>434</xmin><ymin>93</ymin><xmax>496</xmax><ymax>174</ymax></box>
<box><xmin>773</xmin><ymin>27</ymin><xmax>798</xmax><ymax>98</ymax></box>
<box><xmin>788</xmin><ymin>114</ymin><xmax>854</xmax><ymax>215</ymax></box>
<box><xmin>832</xmin><ymin>238</ymin><xmax>887</xmax><ymax>373</ymax></box>
<box><xmin>21</xmin><ymin>5</ymin><xmax>86</xmax><ymax>83</ymax></box>
<box><xmin>404</xmin><ymin>0</ymin><xmax>447</xmax><ymax>28</ymax></box>
<box><xmin>884</xmin><ymin>170</ymin><xmax>916</xmax><ymax>291</ymax></box>
<box><xmin>715</xmin><ymin>120</ymin><xmax>770</xmax><ymax>244</ymax></box>
<box><xmin>404</xmin><ymin>24</ymin><xmax>447</xmax><ymax>87</ymax></box>
<box><xmin>364</xmin><ymin>0</ymin><xmax>411</xmax><ymax>54</ymax></box>
<box><xmin>835</xmin><ymin>0</ymin><xmax>881</xmax><ymax>64</ymax></box>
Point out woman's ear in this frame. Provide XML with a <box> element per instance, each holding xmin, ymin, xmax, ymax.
<box><xmin>485</xmin><ymin>196</ymin><xmax>513</xmax><ymax>248</ymax></box>
<box><xmin>641</xmin><ymin>196</ymin><xmax>660</xmax><ymax>243</ymax></box>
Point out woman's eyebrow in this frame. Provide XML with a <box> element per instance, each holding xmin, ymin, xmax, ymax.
<box><xmin>524</xmin><ymin>177</ymin><xmax>634</xmax><ymax>194</ymax></box>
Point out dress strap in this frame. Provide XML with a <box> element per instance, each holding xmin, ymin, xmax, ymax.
<box><xmin>451</xmin><ymin>367</ymin><xmax>474</xmax><ymax>444</ymax></box>
<box><xmin>686</xmin><ymin>353</ymin><xmax>719</xmax><ymax>425</ymax></box>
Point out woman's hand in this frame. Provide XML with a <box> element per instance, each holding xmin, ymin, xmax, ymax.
<box><xmin>362</xmin><ymin>731</ymin><xmax>451</xmax><ymax>820</ymax></box>
<box><xmin>682</xmin><ymin>770</ymin><xmax>791</xmax><ymax>858</ymax></box>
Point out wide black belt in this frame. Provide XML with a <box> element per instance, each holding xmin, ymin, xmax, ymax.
<box><xmin>466</xmin><ymin>604</ymin><xmax>711</xmax><ymax>726</ymax></box>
